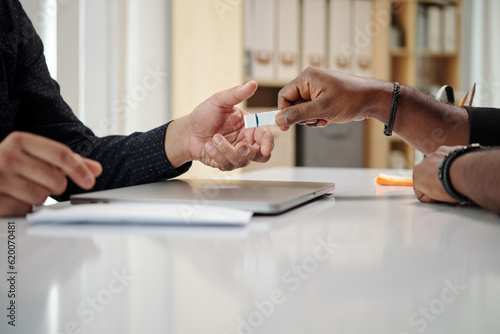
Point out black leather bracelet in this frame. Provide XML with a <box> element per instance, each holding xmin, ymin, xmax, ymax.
<box><xmin>384</xmin><ymin>82</ymin><xmax>400</xmax><ymax>136</ymax></box>
<box><xmin>438</xmin><ymin>143</ymin><xmax>484</xmax><ymax>205</ymax></box>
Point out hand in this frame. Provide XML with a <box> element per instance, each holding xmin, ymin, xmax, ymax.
<box><xmin>166</xmin><ymin>81</ymin><xmax>274</xmax><ymax>171</ymax></box>
<box><xmin>413</xmin><ymin>145</ymin><xmax>463</xmax><ymax>204</ymax></box>
<box><xmin>275</xmin><ymin>67</ymin><xmax>381</xmax><ymax>131</ymax></box>
<box><xmin>0</xmin><ymin>132</ymin><xmax>102</xmax><ymax>217</ymax></box>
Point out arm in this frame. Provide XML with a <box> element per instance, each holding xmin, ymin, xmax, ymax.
<box><xmin>450</xmin><ymin>149</ymin><xmax>500</xmax><ymax>213</ymax></box>
<box><xmin>413</xmin><ymin>146</ymin><xmax>500</xmax><ymax>214</ymax></box>
<box><xmin>0</xmin><ymin>0</ymin><xmax>273</xmax><ymax>216</ymax></box>
<box><xmin>275</xmin><ymin>67</ymin><xmax>470</xmax><ymax>154</ymax></box>
<box><xmin>11</xmin><ymin>0</ymin><xmax>272</xmax><ymax>185</ymax></box>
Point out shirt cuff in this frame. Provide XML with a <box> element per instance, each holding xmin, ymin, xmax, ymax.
<box><xmin>464</xmin><ymin>106</ymin><xmax>500</xmax><ymax>146</ymax></box>
<box><xmin>128</xmin><ymin>121</ymin><xmax>192</xmax><ymax>185</ymax></box>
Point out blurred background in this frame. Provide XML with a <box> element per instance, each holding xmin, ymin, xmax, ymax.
<box><xmin>21</xmin><ymin>0</ymin><xmax>500</xmax><ymax>178</ymax></box>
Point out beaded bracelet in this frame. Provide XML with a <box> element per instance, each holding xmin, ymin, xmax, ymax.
<box><xmin>384</xmin><ymin>82</ymin><xmax>401</xmax><ymax>136</ymax></box>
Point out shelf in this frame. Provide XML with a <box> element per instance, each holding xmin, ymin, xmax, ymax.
<box><xmin>417</xmin><ymin>0</ymin><xmax>460</xmax><ymax>5</ymax></box>
<box><xmin>367</xmin><ymin>0</ymin><xmax>461</xmax><ymax>169</ymax></box>
<box><xmin>390</xmin><ymin>48</ymin><xmax>412</xmax><ymax>57</ymax></box>
<box><xmin>416</xmin><ymin>51</ymin><xmax>460</xmax><ymax>57</ymax></box>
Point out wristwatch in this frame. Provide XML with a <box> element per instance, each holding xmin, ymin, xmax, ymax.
<box><xmin>438</xmin><ymin>143</ymin><xmax>483</xmax><ymax>205</ymax></box>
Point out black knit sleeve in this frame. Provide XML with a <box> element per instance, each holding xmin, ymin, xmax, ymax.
<box><xmin>2</xmin><ymin>0</ymin><xmax>191</xmax><ymax>201</ymax></box>
<box><xmin>464</xmin><ymin>106</ymin><xmax>500</xmax><ymax>146</ymax></box>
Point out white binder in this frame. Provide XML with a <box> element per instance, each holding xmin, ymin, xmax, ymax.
<box><xmin>244</xmin><ymin>0</ymin><xmax>254</xmax><ymax>77</ymax></box>
<box><xmin>329</xmin><ymin>0</ymin><xmax>352</xmax><ymax>73</ymax></box>
<box><xmin>351</xmin><ymin>0</ymin><xmax>373</xmax><ymax>78</ymax></box>
<box><xmin>443</xmin><ymin>5</ymin><xmax>457</xmax><ymax>53</ymax></box>
<box><xmin>427</xmin><ymin>5</ymin><xmax>442</xmax><ymax>52</ymax></box>
<box><xmin>247</xmin><ymin>0</ymin><xmax>277</xmax><ymax>80</ymax></box>
<box><xmin>277</xmin><ymin>0</ymin><xmax>301</xmax><ymax>81</ymax></box>
<box><xmin>302</xmin><ymin>0</ymin><xmax>327</xmax><ymax>70</ymax></box>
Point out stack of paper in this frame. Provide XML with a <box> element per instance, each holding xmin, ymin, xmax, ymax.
<box><xmin>27</xmin><ymin>203</ymin><xmax>253</xmax><ymax>225</ymax></box>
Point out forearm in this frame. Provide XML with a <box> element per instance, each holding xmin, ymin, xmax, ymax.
<box><xmin>369</xmin><ymin>82</ymin><xmax>469</xmax><ymax>154</ymax></box>
<box><xmin>449</xmin><ymin>149</ymin><xmax>500</xmax><ymax>214</ymax></box>
<box><xmin>53</xmin><ymin>124</ymin><xmax>191</xmax><ymax>200</ymax></box>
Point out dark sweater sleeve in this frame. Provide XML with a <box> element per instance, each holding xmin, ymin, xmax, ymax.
<box><xmin>464</xmin><ymin>106</ymin><xmax>500</xmax><ymax>146</ymax></box>
<box><xmin>2</xmin><ymin>0</ymin><xmax>191</xmax><ymax>201</ymax></box>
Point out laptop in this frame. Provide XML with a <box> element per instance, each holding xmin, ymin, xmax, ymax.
<box><xmin>70</xmin><ymin>179</ymin><xmax>335</xmax><ymax>214</ymax></box>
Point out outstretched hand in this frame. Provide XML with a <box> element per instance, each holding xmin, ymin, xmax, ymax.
<box><xmin>166</xmin><ymin>81</ymin><xmax>274</xmax><ymax>171</ymax></box>
<box><xmin>275</xmin><ymin>67</ymin><xmax>379</xmax><ymax>131</ymax></box>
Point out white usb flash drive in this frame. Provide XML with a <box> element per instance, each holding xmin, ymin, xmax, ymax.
<box><xmin>244</xmin><ymin>110</ymin><xmax>281</xmax><ymax>129</ymax></box>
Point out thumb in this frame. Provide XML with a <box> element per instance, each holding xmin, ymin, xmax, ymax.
<box><xmin>210</xmin><ymin>81</ymin><xmax>258</xmax><ymax>109</ymax></box>
<box><xmin>275</xmin><ymin>100</ymin><xmax>319</xmax><ymax>128</ymax></box>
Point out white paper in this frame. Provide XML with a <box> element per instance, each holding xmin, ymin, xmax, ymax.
<box><xmin>27</xmin><ymin>202</ymin><xmax>253</xmax><ymax>225</ymax></box>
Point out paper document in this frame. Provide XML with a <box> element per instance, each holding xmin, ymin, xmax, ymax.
<box><xmin>27</xmin><ymin>203</ymin><xmax>253</xmax><ymax>225</ymax></box>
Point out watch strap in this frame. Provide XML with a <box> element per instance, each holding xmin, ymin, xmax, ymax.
<box><xmin>438</xmin><ymin>143</ymin><xmax>483</xmax><ymax>205</ymax></box>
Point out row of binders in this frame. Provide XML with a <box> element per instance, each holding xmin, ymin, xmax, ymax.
<box><xmin>417</xmin><ymin>4</ymin><xmax>458</xmax><ymax>53</ymax></box>
<box><xmin>245</xmin><ymin>0</ymin><xmax>374</xmax><ymax>82</ymax></box>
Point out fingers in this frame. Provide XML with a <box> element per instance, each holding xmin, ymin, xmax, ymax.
<box><xmin>253</xmin><ymin>128</ymin><xmax>274</xmax><ymax>159</ymax></box>
<box><xmin>298</xmin><ymin>119</ymin><xmax>329</xmax><ymax>128</ymax></box>
<box><xmin>0</xmin><ymin>195</ymin><xmax>32</xmax><ymax>217</ymax></box>
<box><xmin>83</xmin><ymin>158</ymin><xmax>103</xmax><ymax>177</ymax></box>
<box><xmin>203</xmin><ymin>130</ymin><xmax>274</xmax><ymax>171</ymax></box>
<box><xmin>0</xmin><ymin>132</ymin><xmax>103</xmax><ymax>217</ymax></box>
<box><xmin>0</xmin><ymin>175</ymin><xmax>51</xmax><ymax>206</ymax></box>
<box><xmin>204</xmin><ymin>135</ymin><xmax>251</xmax><ymax>171</ymax></box>
<box><xmin>210</xmin><ymin>81</ymin><xmax>258</xmax><ymax>110</ymax></box>
<box><xmin>277</xmin><ymin>66</ymin><xmax>322</xmax><ymax>111</ymax></box>
<box><xmin>413</xmin><ymin>152</ymin><xmax>457</xmax><ymax>204</ymax></box>
<box><xmin>278</xmin><ymin>81</ymin><xmax>302</xmax><ymax>111</ymax></box>
<box><xmin>11</xmin><ymin>132</ymin><xmax>97</xmax><ymax>189</ymax></box>
<box><xmin>0</xmin><ymin>146</ymin><xmax>68</xmax><ymax>195</ymax></box>
<box><xmin>275</xmin><ymin>100</ymin><xmax>323</xmax><ymax>130</ymax></box>
<box><xmin>413</xmin><ymin>188</ymin><xmax>436</xmax><ymax>203</ymax></box>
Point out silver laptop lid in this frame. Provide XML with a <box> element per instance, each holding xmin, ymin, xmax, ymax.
<box><xmin>70</xmin><ymin>179</ymin><xmax>335</xmax><ymax>214</ymax></box>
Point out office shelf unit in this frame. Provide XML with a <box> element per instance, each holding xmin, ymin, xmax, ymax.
<box><xmin>171</xmin><ymin>0</ymin><xmax>461</xmax><ymax>178</ymax></box>
<box><xmin>368</xmin><ymin>0</ymin><xmax>462</xmax><ymax>168</ymax></box>
<box><xmin>244</xmin><ymin>0</ymin><xmax>373</xmax><ymax>169</ymax></box>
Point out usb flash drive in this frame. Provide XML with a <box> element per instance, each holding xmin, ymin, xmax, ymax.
<box><xmin>244</xmin><ymin>110</ymin><xmax>281</xmax><ymax>129</ymax></box>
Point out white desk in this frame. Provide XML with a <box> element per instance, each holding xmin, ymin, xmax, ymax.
<box><xmin>1</xmin><ymin>167</ymin><xmax>499</xmax><ymax>334</ymax></box>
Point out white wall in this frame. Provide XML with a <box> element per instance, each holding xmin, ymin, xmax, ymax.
<box><xmin>20</xmin><ymin>0</ymin><xmax>172</xmax><ymax>136</ymax></box>
<box><xmin>123</xmin><ymin>0</ymin><xmax>172</xmax><ymax>134</ymax></box>
<box><xmin>461</xmin><ymin>0</ymin><xmax>500</xmax><ymax>108</ymax></box>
